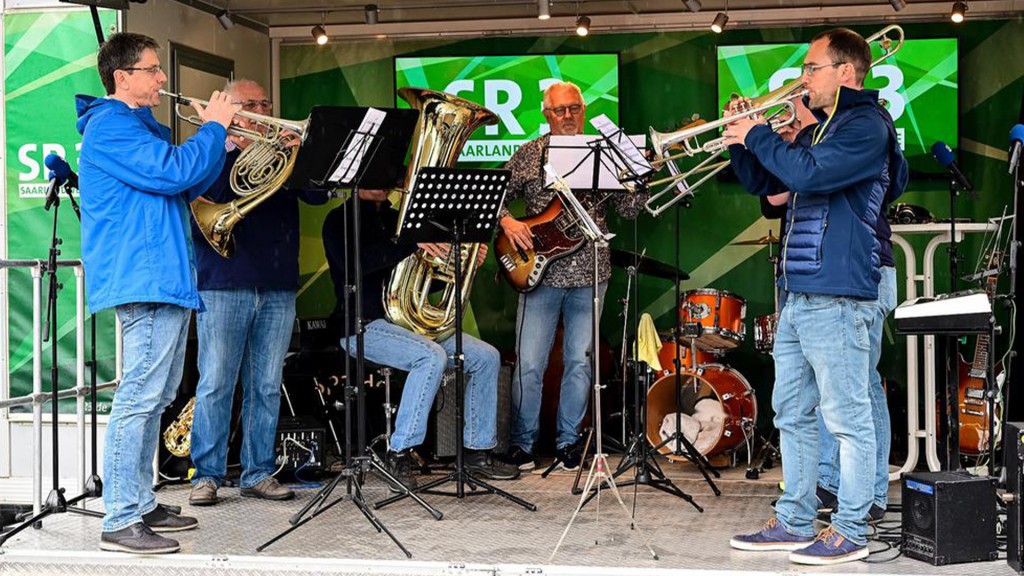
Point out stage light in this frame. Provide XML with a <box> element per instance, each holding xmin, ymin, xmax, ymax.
<box><xmin>888</xmin><ymin>0</ymin><xmax>905</xmax><ymax>10</ymax></box>
<box><xmin>575</xmin><ymin>15</ymin><xmax>590</xmax><ymax>36</ymax></box>
<box><xmin>311</xmin><ymin>24</ymin><xmax>328</xmax><ymax>45</ymax></box>
<box><xmin>215</xmin><ymin>9</ymin><xmax>234</xmax><ymax>30</ymax></box>
<box><xmin>950</xmin><ymin>1</ymin><xmax>967</xmax><ymax>22</ymax></box>
<box><xmin>537</xmin><ymin>0</ymin><xmax>550</xmax><ymax>20</ymax></box>
<box><xmin>365</xmin><ymin>4</ymin><xmax>379</xmax><ymax>24</ymax></box>
<box><xmin>683</xmin><ymin>0</ymin><xmax>701</xmax><ymax>12</ymax></box>
<box><xmin>710</xmin><ymin>12</ymin><xmax>728</xmax><ymax>33</ymax></box>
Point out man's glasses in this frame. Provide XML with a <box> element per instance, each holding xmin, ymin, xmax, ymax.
<box><xmin>123</xmin><ymin>65</ymin><xmax>164</xmax><ymax>76</ymax></box>
<box><xmin>801</xmin><ymin>62</ymin><xmax>846</xmax><ymax>76</ymax></box>
<box><xmin>235</xmin><ymin>99</ymin><xmax>273</xmax><ymax>110</ymax></box>
<box><xmin>547</xmin><ymin>104</ymin><xmax>583</xmax><ymax>117</ymax></box>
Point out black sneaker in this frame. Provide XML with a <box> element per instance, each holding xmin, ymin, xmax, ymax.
<box><xmin>816</xmin><ymin>486</ymin><xmax>838</xmax><ymax>513</ymax></box>
<box><xmin>464</xmin><ymin>449</ymin><xmax>520</xmax><ymax>480</ymax></box>
<box><xmin>555</xmin><ymin>441</ymin><xmax>584</xmax><ymax>471</ymax></box>
<box><xmin>499</xmin><ymin>446</ymin><xmax>536</xmax><ymax>471</ymax></box>
<box><xmin>142</xmin><ymin>504</ymin><xmax>198</xmax><ymax>533</ymax></box>
<box><xmin>385</xmin><ymin>449</ymin><xmax>417</xmax><ymax>493</ymax></box>
<box><xmin>815</xmin><ymin>502</ymin><xmax>888</xmax><ymax>524</ymax></box>
<box><xmin>99</xmin><ymin>523</ymin><xmax>180</xmax><ymax>554</ymax></box>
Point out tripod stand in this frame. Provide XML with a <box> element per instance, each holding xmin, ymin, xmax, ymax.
<box><xmin>1</xmin><ymin>176</ymin><xmax>103</xmax><ymax>546</ymax></box>
<box><xmin>259</xmin><ymin>111</ymin><xmax>439</xmax><ymax>558</ymax></box>
<box><xmin>374</xmin><ymin>166</ymin><xmax>535</xmax><ymax>512</ymax></box>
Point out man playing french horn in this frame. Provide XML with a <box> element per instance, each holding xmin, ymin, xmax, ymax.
<box><xmin>188</xmin><ymin>79</ymin><xmax>330</xmax><ymax>507</ymax></box>
<box><xmin>322</xmin><ymin>187</ymin><xmax>520</xmax><ymax>491</ymax></box>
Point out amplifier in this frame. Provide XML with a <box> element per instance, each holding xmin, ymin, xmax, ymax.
<box><xmin>1005</xmin><ymin>422</ymin><xmax>1024</xmax><ymax>572</ymax></box>
<box><xmin>901</xmin><ymin>471</ymin><xmax>998</xmax><ymax>566</ymax></box>
<box><xmin>432</xmin><ymin>365</ymin><xmax>512</xmax><ymax>458</ymax></box>
<box><xmin>275</xmin><ymin>416</ymin><xmax>326</xmax><ymax>472</ymax></box>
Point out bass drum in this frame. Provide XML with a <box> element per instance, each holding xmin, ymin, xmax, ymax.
<box><xmin>645</xmin><ymin>364</ymin><xmax>756</xmax><ymax>461</ymax></box>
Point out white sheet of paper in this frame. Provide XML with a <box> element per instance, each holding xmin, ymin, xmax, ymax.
<box><xmin>547</xmin><ymin>134</ymin><xmax>647</xmax><ymax>191</ymax></box>
<box><xmin>590</xmin><ymin>114</ymin><xmax>654</xmax><ymax>178</ymax></box>
<box><xmin>328</xmin><ymin>107</ymin><xmax>387</xmax><ymax>185</ymax></box>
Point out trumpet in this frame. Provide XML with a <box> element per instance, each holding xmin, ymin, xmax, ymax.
<box><xmin>159</xmin><ymin>89</ymin><xmax>310</xmax><ymax>257</ymax></box>
<box><xmin>641</xmin><ymin>24</ymin><xmax>904</xmax><ymax>218</ymax></box>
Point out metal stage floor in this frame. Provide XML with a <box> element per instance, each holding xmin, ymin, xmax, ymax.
<box><xmin>0</xmin><ymin>457</ymin><xmax>1015</xmax><ymax>576</ymax></box>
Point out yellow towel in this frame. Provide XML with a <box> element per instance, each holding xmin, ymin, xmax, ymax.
<box><xmin>634</xmin><ymin>313</ymin><xmax>663</xmax><ymax>371</ymax></box>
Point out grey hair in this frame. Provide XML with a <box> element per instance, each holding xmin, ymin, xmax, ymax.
<box><xmin>542</xmin><ymin>81</ymin><xmax>584</xmax><ymax>109</ymax></box>
<box><xmin>223</xmin><ymin>78</ymin><xmax>264</xmax><ymax>96</ymax></box>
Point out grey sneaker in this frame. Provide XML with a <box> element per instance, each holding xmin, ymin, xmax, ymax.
<box><xmin>142</xmin><ymin>504</ymin><xmax>198</xmax><ymax>533</ymax></box>
<box><xmin>189</xmin><ymin>479</ymin><xmax>218</xmax><ymax>507</ymax></box>
<box><xmin>241</xmin><ymin>476</ymin><xmax>295</xmax><ymax>501</ymax></box>
<box><xmin>99</xmin><ymin>523</ymin><xmax>180</xmax><ymax>554</ymax></box>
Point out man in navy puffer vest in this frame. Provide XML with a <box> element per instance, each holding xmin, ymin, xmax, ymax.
<box><xmin>723</xmin><ymin>28</ymin><xmax>907</xmax><ymax>566</ymax></box>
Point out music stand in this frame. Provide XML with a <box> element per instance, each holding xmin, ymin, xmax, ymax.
<box><xmin>259</xmin><ymin>107</ymin><xmax>440</xmax><ymax>559</ymax></box>
<box><xmin>372</xmin><ymin>166</ymin><xmax>536</xmax><ymax>512</ymax></box>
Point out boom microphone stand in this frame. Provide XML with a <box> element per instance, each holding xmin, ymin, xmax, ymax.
<box><xmin>0</xmin><ymin>176</ymin><xmax>102</xmax><ymax>547</ymax></box>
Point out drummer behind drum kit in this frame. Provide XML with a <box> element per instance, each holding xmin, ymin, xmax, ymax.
<box><xmin>644</xmin><ymin>230</ymin><xmax>782</xmax><ymax>465</ymax></box>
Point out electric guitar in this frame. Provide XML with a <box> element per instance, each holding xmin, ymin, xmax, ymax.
<box><xmin>957</xmin><ymin>249</ymin><xmax>1005</xmax><ymax>456</ymax></box>
<box><xmin>494</xmin><ymin>193</ymin><xmax>587</xmax><ymax>292</ymax></box>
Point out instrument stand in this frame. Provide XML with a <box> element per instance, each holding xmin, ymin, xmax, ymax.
<box><xmin>260</xmin><ymin>121</ymin><xmax>439</xmax><ymax>558</ymax></box>
<box><xmin>373</xmin><ymin>166</ymin><xmax>535</xmax><ymax>512</ymax></box>
<box><xmin>549</xmin><ymin>177</ymin><xmax>657</xmax><ymax>561</ymax></box>
<box><xmin>1</xmin><ymin>181</ymin><xmax>103</xmax><ymax>547</ymax></box>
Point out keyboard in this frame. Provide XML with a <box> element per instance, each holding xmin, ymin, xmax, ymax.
<box><xmin>894</xmin><ymin>290</ymin><xmax>993</xmax><ymax>335</ymax></box>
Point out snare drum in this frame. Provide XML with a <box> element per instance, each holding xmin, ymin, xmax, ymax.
<box><xmin>645</xmin><ymin>364</ymin><xmax>757</xmax><ymax>460</ymax></box>
<box><xmin>753</xmin><ymin>313</ymin><xmax>778</xmax><ymax>354</ymax></box>
<box><xmin>655</xmin><ymin>338</ymin><xmax>716</xmax><ymax>377</ymax></box>
<box><xmin>678</xmin><ymin>289</ymin><xmax>746</xmax><ymax>352</ymax></box>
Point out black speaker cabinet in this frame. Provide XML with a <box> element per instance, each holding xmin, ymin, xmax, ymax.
<box><xmin>432</xmin><ymin>365</ymin><xmax>512</xmax><ymax>458</ymax></box>
<box><xmin>1005</xmin><ymin>422</ymin><xmax>1024</xmax><ymax>572</ymax></box>
<box><xmin>901</xmin><ymin>471</ymin><xmax>998</xmax><ymax>566</ymax></box>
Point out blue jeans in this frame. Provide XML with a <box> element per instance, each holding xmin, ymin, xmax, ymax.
<box><xmin>510</xmin><ymin>282</ymin><xmax>607</xmax><ymax>452</ymax></box>
<box><xmin>102</xmin><ymin>303</ymin><xmax>191</xmax><ymax>532</ymax></box>
<box><xmin>818</xmin><ymin>266</ymin><xmax>897</xmax><ymax>508</ymax></box>
<box><xmin>772</xmin><ymin>292</ymin><xmax>876</xmax><ymax>546</ymax></box>
<box><xmin>191</xmin><ymin>289</ymin><xmax>295</xmax><ymax>489</ymax></box>
<box><xmin>345</xmin><ymin>319</ymin><xmax>500</xmax><ymax>452</ymax></box>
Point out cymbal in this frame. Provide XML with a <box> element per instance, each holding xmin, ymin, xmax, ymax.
<box><xmin>610</xmin><ymin>248</ymin><xmax>690</xmax><ymax>281</ymax></box>
<box><xmin>730</xmin><ymin>231</ymin><xmax>781</xmax><ymax>246</ymax></box>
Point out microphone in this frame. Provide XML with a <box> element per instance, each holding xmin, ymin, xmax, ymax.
<box><xmin>931</xmin><ymin>141</ymin><xmax>974</xmax><ymax>193</ymax></box>
<box><xmin>45</xmin><ymin>153</ymin><xmax>78</xmax><ymax>190</ymax></box>
<box><xmin>1010</xmin><ymin>124</ymin><xmax>1024</xmax><ymax>174</ymax></box>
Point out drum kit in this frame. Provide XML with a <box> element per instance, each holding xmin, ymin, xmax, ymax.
<box><xmin>632</xmin><ymin>230</ymin><xmax>782</xmax><ymax>464</ymax></box>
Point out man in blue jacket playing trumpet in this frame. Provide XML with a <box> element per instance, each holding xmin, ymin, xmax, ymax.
<box><xmin>723</xmin><ymin>28</ymin><xmax>907</xmax><ymax>566</ymax></box>
<box><xmin>76</xmin><ymin>32</ymin><xmax>238</xmax><ymax>554</ymax></box>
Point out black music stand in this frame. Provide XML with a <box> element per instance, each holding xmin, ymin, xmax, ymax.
<box><xmin>372</xmin><ymin>166</ymin><xmax>535</xmax><ymax>512</ymax></box>
<box><xmin>259</xmin><ymin>108</ymin><xmax>439</xmax><ymax>559</ymax></box>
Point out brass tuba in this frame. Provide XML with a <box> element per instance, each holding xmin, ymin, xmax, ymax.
<box><xmin>160</xmin><ymin>90</ymin><xmax>310</xmax><ymax>258</ymax></box>
<box><xmin>383</xmin><ymin>88</ymin><xmax>498</xmax><ymax>341</ymax></box>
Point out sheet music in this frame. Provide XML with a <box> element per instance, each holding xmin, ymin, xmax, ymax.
<box><xmin>328</xmin><ymin>107</ymin><xmax>387</xmax><ymax>185</ymax></box>
<box><xmin>547</xmin><ymin>134</ymin><xmax>646</xmax><ymax>191</ymax></box>
<box><xmin>590</xmin><ymin>114</ymin><xmax>655</xmax><ymax>178</ymax></box>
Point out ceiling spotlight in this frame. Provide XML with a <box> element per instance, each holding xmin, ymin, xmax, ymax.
<box><xmin>365</xmin><ymin>4</ymin><xmax>379</xmax><ymax>24</ymax></box>
<box><xmin>683</xmin><ymin>0</ymin><xmax>702</xmax><ymax>12</ymax></box>
<box><xmin>537</xmin><ymin>0</ymin><xmax>551</xmax><ymax>20</ymax></box>
<box><xmin>950</xmin><ymin>1</ymin><xmax>967</xmax><ymax>23</ymax></box>
<box><xmin>710</xmin><ymin>12</ymin><xmax>728</xmax><ymax>33</ymax></box>
<box><xmin>311</xmin><ymin>24</ymin><xmax>328</xmax><ymax>45</ymax></box>
<box><xmin>215</xmin><ymin>9</ymin><xmax>233</xmax><ymax>30</ymax></box>
<box><xmin>575</xmin><ymin>15</ymin><xmax>590</xmax><ymax>36</ymax></box>
<box><xmin>888</xmin><ymin>0</ymin><xmax>905</xmax><ymax>10</ymax></box>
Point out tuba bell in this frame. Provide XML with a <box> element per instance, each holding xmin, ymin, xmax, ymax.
<box><xmin>160</xmin><ymin>90</ymin><xmax>310</xmax><ymax>258</ymax></box>
<box><xmin>383</xmin><ymin>88</ymin><xmax>498</xmax><ymax>341</ymax></box>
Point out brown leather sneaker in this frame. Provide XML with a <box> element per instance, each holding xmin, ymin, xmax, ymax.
<box><xmin>189</xmin><ymin>479</ymin><xmax>218</xmax><ymax>507</ymax></box>
<box><xmin>240</xmin><ymin>476</ymin><xmax>295</xmax><ymax>501</ymax></box>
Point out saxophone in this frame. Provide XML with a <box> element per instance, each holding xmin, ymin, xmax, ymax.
<box><xmin>383</xmin><ymin>88</ymin><xmax>498</xmax><ymax>341</ymax></box>
<box><xmin>163</xmin><ymin>397</ymin><xmax>196</xmax><ymax>458</ymax></box>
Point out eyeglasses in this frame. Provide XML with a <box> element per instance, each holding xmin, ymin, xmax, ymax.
<box><xmin>234</xmin><ymin>99</ymin><xmax>273</xmax><ymax>110</ymax></box>
<box><xmin>801</xmin><ymin>62</ymin><xmax>846</xmax><ymax>76</ymax></box>
<box><xmin>122</xmin><ymin>65</ymin><xmax>164</xmax><ymax>76</ymax></box>
<box><xmin>547</xmin><ymin>104</ymin><xmax>583</xmax><ymax>117</ymax></box>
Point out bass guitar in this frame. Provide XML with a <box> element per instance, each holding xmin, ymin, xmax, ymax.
<box><xmin>494</xmin><ymin>193</ymin><xmax>587</xmax><ymax>292</ymax></box>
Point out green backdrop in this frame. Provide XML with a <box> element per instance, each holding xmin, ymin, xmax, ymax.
<box><xmin>279</xmin><ymin>20</ymin><xmax>1023</xmax><ymax>433</ymax></box>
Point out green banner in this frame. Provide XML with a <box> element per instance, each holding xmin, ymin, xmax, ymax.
<box><xmin>5</xmin><ymin>9</ymin><xmax>118</xmax><ymax>413</ymax></box>
<box><xmin>718</xmin><ymin>38</ymin><xmax>959</xmax><ymax>174</ymax></box>
<box><xmin>395</xmin><ymin>54</ymin><xmax>619</xmax><ymax>164</ymax></box>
